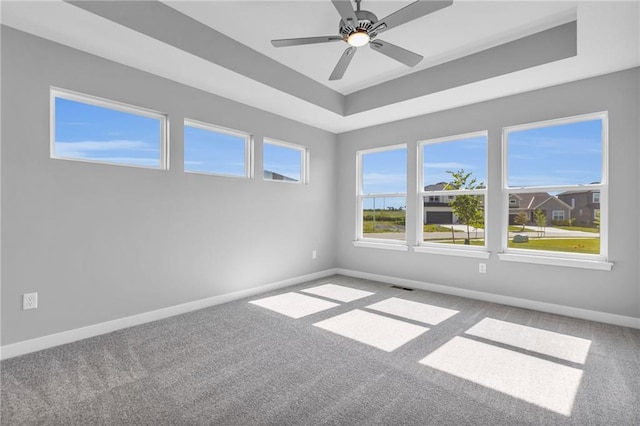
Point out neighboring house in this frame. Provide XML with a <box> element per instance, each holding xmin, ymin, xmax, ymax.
<box><xmin>557</xmin><ymin>189</ymin><xmax>600</xmax><ymax>226</ymax></box>
<box><xmin>508</xmin><ymin>192</ymin><xmax>572</xmax><ymax>225</ymax></box>
<box><xmin>264</xmin><ymin>170</ymin><xmax>297</xmax><ymax>182</ymax></box>
<box><xmin>424</xmin><ymin>184</ymin><xmax>573</xmax><ymax>226</ymax></box>
<box><xmin>423</xmin><ymin>182</ymin><xmax>459</xmax><ymax>224</ymax></box>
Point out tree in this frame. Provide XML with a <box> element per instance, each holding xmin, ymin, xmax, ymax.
<box><xmin>445</xmin><ymin>169</ymin><xmax>483</xmax><ymax>245</ymax></box>
<box><xmin>594</xmin><ymin>210</ymin><xmax>600</xmax><ymax>229</ymax></box>
<box><xmin>514</xmin><ymin>212</ymin><xmax>529</xmax><ymax>231</ymax></box>
<box><xmin>534</xmin><ymin>209</ymin><xmax>546</xmax><ymax>238</ymax></box>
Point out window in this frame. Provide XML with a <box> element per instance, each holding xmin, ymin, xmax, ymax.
<box><xmin>51</xmin><ymin>88</ymin><xmax>167</xmax><ymax>169</ymax></box>
<box><xmin>263</xmin><ymin>139</ymin><xmax>306</xmax><ymax>183</ymax></box>
<box><xmin>592</xmin><ymin>192</ymin><xmax>600</xmax><ymax>203</ymax></box>
<box><xmin>184</xmin><ymin>120</ymin><xmax>251</xmax><ymax>178</ymax></box>
<box><xmin>503</xmin><ymin>112</ymin><xmax>607</xmax><ymax>260</ymax></box>
<box><xmin>418</xmin><ymin>132</ymin><xmax>487</xmax><ymax>250</ymax></box>
<box><xmin>510</xmin><ymin>198</ymin><xmax>518</xmax><ymax>206</ymax></box>
<box><xmin>356</xmin><ymin>145</ymin><xmax>407</xmax><ymax>246</ymax></box>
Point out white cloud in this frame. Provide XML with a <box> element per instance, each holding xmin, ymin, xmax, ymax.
<box><xmin>423</xmin><ymin>162</ymin><xmax>468</xmax><ymax>170</ymax></box>
<box><xmin>55</xmin><ymin>139</ymin><xmax>155</xmax><ymax>155</ymax></box>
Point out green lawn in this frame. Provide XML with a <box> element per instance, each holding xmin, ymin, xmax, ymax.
<box><xmin>508</xmin><ymin>226</ymin><xmax>536</xmax><ymax>232</ymax></box>
<box><xmin>554</xmin><ymin>226</ymin><xmax>600</xmax><ymax>233</ymax></box>
<box><xmin>425</xmin><ymin>239</ymin><xmax>485</xmax><ymax>246</ymax></box>
<box><xmin>423</xmin><ymin>224</ymin><xmax>462</xmax><ymax>232</ymax></box>
<box><xmin>424</xmin><ymin>237</ymin><xmax>599</xmax><ymax>254</ymax></box>
<box><xmin>508</xmin><ymin>238</ymin><xmax>600</xmax><ymax>254</ymax></box>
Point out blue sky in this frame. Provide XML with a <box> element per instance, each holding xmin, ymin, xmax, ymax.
<box><xmin>184</xmin><ymin>125</ymin><xmax>246</xmax><ymax>177</ymax></box>
<box><xmin>55</xmin><ymin>97</ymin><xmax>162</xmax><ymax>167</ymax></box>
<box><xmin>56</xmin><ymin>97</ymin><xmax>302</xmax><ymax>180</ymax></box>
<box><xmin>263</xmin><ymin>142</ymin><xmax>302</xmax><ymax>182</ymax></box>
<box><xmin>56</xmin><ymin>96</ymin><xmax>602</xmax><ymax>191</ymax></box>
<box><xmin>507</xmin><ymin>119</ymin><xmax>602</xmax><ymax>187</ymax></box>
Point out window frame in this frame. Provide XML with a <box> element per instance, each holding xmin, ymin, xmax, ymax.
<box><xmin>354</xmin><ymin>143</ymin><xmax>408</xmax><ymax>250</ymax></box>
<box><xmin>183</xmin><ymin>118</ymin><xmax>253</xmax><ymax>179</ymax></box>
<box><xmin>50</xmin><ymin>87</ymin><xmax>168</xmax><ymax>170</ymax></box>
<box><xmin>416</xmin><ymin>131</ymin><xmax>489</xmax><ymax>257</ymax></box>
<box><xmin>262</xmin><ymin>138</ymin><xmax>308</xmax><ymax>184</ymax></box>
<box><xmin>500</xmin><ymin>111</ymin><xmax>609</xmax><ymax>266</ymax></box>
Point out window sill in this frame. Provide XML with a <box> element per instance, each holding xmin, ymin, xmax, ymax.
<box><xmin>497</xmin><ymin>252</ymin><xmax>613</xmax><ymax>271</ymax></box>
<box><xmin>413</xmin><ymin>245</ymin><xmax>491</xmax><ymax>259</ymax></box>
<box><xmin>353</xmin><ymin>240</ymin><xmax>409</xmax><ymax>252</ymax></box>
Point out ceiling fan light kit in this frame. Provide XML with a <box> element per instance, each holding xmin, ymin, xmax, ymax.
<box><xmin>271</xmin><ymin>0</ymin><xmax>454</xmax><ymax>80</ymax></box>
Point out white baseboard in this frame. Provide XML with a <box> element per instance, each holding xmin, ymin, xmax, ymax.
<box><xmin>1</xmin><ymin>268</ymin><xmax>338</xmax><ymax>360</ymax></box>
<box><xmin>336</xmin><ymin>268</ymin><xmax>640</xmax><ymax>330</ymax></box>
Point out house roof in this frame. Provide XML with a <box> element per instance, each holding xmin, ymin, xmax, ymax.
<box><xmin>558</xmin><ymin>189</ymin><xmax>600</xmax><ymax>196</ymax></box>
<box><xmin>424</xmin><ymin>182</ymin><xmax>450</xmax><ymax>191</ymax></box>
<box><xmin>512</xmin><ymin>192</ymin><xmax>572</xmax><ymax>210</ymax></box>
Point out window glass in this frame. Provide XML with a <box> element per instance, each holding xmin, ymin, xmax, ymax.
<box><xmin>421</xmin><ymin>134</ymin><xmax>487</xmax><ymax>248</ymax></box>
<box><xmin>263</xmin><ymin>140</ymin><xmax>304</xmax><ymax>182</ymax></box>
<box><xmin>53</xmin><ymin>92</ymin><xmax>165</xmax><ymax>169</ymax></box>
<box><xmin>505</xmin><ymin>115</ymin><xmax>605</xmax><ymax>257</ymax></box>
<box><xmin>184</xmin><ymin>122</ymin><xmax>248</xmax><ymax>177</ymax></box>
<box><xmin>507</xmin><ymin>119</ymin><xmax>602</xmax><ymax>187</ymax></box>
<box><xmin>358</xmin><ymin>146</ymin><xmax>407</xmax><ymax>242</ymax></box>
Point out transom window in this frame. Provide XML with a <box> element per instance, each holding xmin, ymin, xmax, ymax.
<box><xmin>51</xmin><ymin>88</ymin><xmax>167</xmax><ymax>169</ymax></box>
<box><xmin>356</xmin><ymin>145</ymin><xmax>407</xmax><ymax>244</ymax></box>
<box><xmin>503</xmin><ymin>112</ymin><xmax>607</xmax><ymax>259</ymax></box>
<box><xmin>419</xmin><ymin>132</ymin><xmax>487</xmax><ymax>249</ymax></box>
<box><xmin>184</xmin><ymin>119</ymin><xmax>251</xmax><ymax>178</ymax></box>
<box><xmin>263</xmin><ymin>139</ymin><xmax>307</xmax><ymax>183</ymax></box>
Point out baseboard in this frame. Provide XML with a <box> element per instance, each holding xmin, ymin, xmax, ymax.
<box><xmin>0</xmin><ymin>268</ymin><xmax>338</xmax><ymax>360</ymax></box>
<box><xmin>336</xmin><ymin>268</ymin><xmax>640</xmax><ymax>329</ymax></box>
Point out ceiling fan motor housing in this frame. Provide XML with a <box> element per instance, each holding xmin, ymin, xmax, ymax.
<box><xmin>339</xmin><ymin>10</ymin><xmax>379</xmax><ymax>39</ymax></box>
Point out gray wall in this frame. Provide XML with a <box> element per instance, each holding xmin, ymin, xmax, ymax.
<box><xmin>1</xmin><ymin>28</ymin><xmax>337</xmax><ymax>345</ymax></box>
<box><xmin>336</xmin><ymin>68</ymin><xmax>640</xmax><ymax>318</ymax></box>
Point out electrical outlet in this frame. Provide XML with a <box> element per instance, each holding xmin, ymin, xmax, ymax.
<box><xmin>479</xmin><ymin>263</ymin><xmax>487</xmax><ymax>274</ymax></box>
<box><xmin>23</xmin><ymin>292</ymin><xmax>38</xmax><ymax>310</ymax></box>
<box><xmin>312</xmin><ymin>250</ymin><xmax>317</xmax><ymax>259</ymax></box>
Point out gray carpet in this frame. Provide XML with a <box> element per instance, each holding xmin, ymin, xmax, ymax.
<box><xmin>2</xmin><ymin>274</ymin><xmax>639</xmax><ymax>425</ymax></box>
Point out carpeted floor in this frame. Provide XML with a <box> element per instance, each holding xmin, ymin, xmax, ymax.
<box><xmin>2</xmin><ymin>274</ymin><xmax>639</xmax><ymax>425</ymax></box>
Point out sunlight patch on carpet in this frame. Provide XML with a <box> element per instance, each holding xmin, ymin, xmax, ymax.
<box><xmin>366</xmin><ymin>297</ymin><xmax>458</xmax><ymax>325</ymax></box>
<box><xmin>249</xmin><ymin>292</ymin><xmax>339</xmax><ymax>319</ymax></box>
<box><xmin>419</xmin><ymin>336</ymin><xmax>583</xmax><ymax>416</ymax></box>
<box><xmin>465</xmin><ymin>318</ymin><xmax>592</xmax><ymax>364</ymax></box>
<box><xmin>313</xmin><ymin>309</ymin><xmax>428</xmax><ymax>352</ymax></box>
<box><xmin>301</xmin><ymin>283</ymin><xmax>374</xmax><ymax>302</ymax></box>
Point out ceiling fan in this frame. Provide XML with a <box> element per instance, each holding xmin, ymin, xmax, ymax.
<box><xmin>271</xmin><ymin>0</ymin><xmax>453</xmax><ymax>81</ymax></box>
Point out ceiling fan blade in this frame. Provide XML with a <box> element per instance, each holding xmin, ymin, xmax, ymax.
<box><xmin>329</xmin><ymin>46</ymin><xmax>357</xmax><ymax>80</ymax></box>
<box><xmin>372</xmin><ymin>1</ymin><xmax>453</xmax><ymax>34</ymax></box>
<box><xmin>271</xmin><ymin>36</ymin><xmax>343</xmax><ymax>47</ymax></box>
<box><xmin>331</xmin><ymin>0</ymin><xmax>358</xmax><ymax>29</ymax></box>
<box><xmin>370</xmin><ymin>40</ymin><xmax>423</xmax><ymax>67</ymax></box>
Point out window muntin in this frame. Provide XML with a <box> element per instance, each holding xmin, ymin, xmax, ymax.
<box><xmin>184</xmin><ymin>120</ymin><xmax>250</xmax><ymax>178</ymax></box>
<box><xmin>419</xmin><ymin>132</ymin><xmax>488</xmax><ymax>248</ymax></box>
<box><xmin>51</xmin><ymin>88</ymin><xmax>166</xmax><ymax>169</ymax></box>
<box><xmin>357</xmin><ymin>145</ymin><xmax>407</xmax><ymax>243</ymax></box>
<box><xmin>504</xmin><ymin>113</ymin><xmax>607</xmax><ymax>258</ymax></box>
<box><xmin>263</xmin><ymin>139</ymin><xmax>306</xmax><ymax>183</ymax></box>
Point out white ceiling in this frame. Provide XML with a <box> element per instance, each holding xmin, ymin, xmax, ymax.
<box><xmin>1</xmin><ymin>1</ymin><xmax>639</xmax><ymax>133</ymax></box>
<box><xmin>166</xmin><ymin>0</ymin><xmax>578</xmax><ymax>94</ymax></box>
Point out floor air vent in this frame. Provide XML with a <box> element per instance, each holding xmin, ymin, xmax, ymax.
<box><xmin>390</xmin><ymin>285</ymin><xmax>414</xmax><ymax>291</ymax></box>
